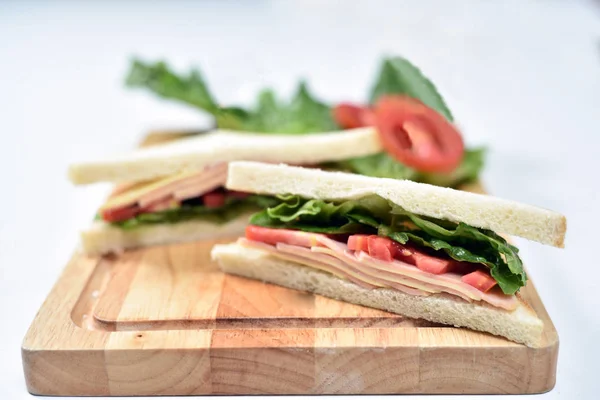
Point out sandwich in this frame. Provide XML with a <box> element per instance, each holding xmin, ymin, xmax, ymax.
<box><xmin>211</xmin><ymin>161</ymin><xmax>567</xmax><ymax>346</ymax></box>
<box><xmin>69</xmin><ymin>128</ymin><xmax>381</xmax><ymax>255</ymax></box>
<box><xmin>73</xmin><ymin>55</ymin><xmax>485</xmax><ymax>255</ymax></box>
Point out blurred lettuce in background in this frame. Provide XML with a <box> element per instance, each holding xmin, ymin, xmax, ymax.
<box><xmin>126</xmin><ymin>56</ymin><xmax>484</xmax><ymax>188</ymax></box>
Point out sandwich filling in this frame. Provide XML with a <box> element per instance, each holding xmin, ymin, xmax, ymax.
<box><xmin>238</xmin><ymin>194</ymin><xmax>527</xmax><ymax>308</ymax></box>
<box><xmin>96</xmin><ymin>163</ymin><xmax>277</xmax><ymax>228</ymax></box>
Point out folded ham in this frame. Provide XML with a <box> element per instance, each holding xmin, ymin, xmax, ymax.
<box><xmin>238</xmin><ymin>236</ymin><xmax>518</xmax><ymax>311</ymax></box>
<box><xmin>99</xmin><ymin>163</ymin><xmax>229</xmax><ymax>222</ymax></box>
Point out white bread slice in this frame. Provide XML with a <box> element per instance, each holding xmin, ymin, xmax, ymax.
<box><xmin>211</xmin><ymin>243</ymin><xmax>544</xmax><ymax>347</ymax></box>
<box><xmin>226</xmin><ymin>162</ymin><xmax>567</xmax><ymax>247</ymax></box>
<box><xmin>69</xmin><ymin>128</ymin><xmax>381</xmax><ymax>185</ymax></box>
<box><xmin>80</xmin><ymin>213</ymin><xmax>251</xmax><ymax>255</ymax></box>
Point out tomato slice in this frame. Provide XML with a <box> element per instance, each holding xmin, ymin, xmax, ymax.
<box><xmin>392</xmin><ymin>243</ymin><xmax>415</xmax><ymax>264</ymax></box>
<box><xmin>203</xmin><ymin>191</ymin><xmax>226</xmax><ymax>208</ymax></box>
<box><xmin>245</xmin><ymin>225</ymin><xmax>323</xmax><ymax>248</ymax></box>
<box><xmin>374</xmin><ymin>95</ymin><xmax>464</xmax><ymax>173</ymax></box>
<box><xmin>101</xmin><ymin>205</ymin><xmax>140</xmax><ymax>223</ymax></box>
<box><xmin>367</xmin><ymin>235</ymin><xmax>397</xmax><ymax>261</ymax></box>
<box><xmin>461</xmin><ymin>270</ymin><xmax>497</xmax><ymax>292</ymax></box>
<box><xmin>347</xmin><ymin>234</ymin><xmax>370</xmax><ymax>253</ymax></box>
<box><xmin>333</xmin><ymin>103</ymin><xmax>375</xmax><ymax>129</ymax></box>
<box><xmin>350</xmin><ymin>233</ymin><xmax>468</xmax><ymax>275</ymax></box>
<box><xmin>412</xmin><ymin>252</ymin><xmax>454</xmax><ymax>274</ymax></box>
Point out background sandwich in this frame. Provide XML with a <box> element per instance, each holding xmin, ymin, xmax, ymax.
<box><xmin>212</xmin><ymin>161</ymin><xmax>567</xmax><ymax>346</ymax></box>
<box><xmin>69</xmin><ymin>128</ymin><xmax>381</xmax><ymax>254</ymax></box>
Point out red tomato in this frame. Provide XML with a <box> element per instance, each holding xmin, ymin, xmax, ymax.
<box><xmin>360</xmin><ymin>108</ymin><xmax>376</xmax><ymax>126</ymax></box>
<box><xmin>374</xmin><ymin>95</ymin><xmax>464</xmax><ymax>173</ymax></box>
<box><xmin>349</xmin><ymin>234</ymin><xmax>471</xmax><ymax>275</ymax></box>
<box><xmin>451</xmin><ymin>261</ymin><xmax>479</xmax><ymax>275</ymax></box>
<box><xmin>333</xmin><ymin>103</ymin><xmax>374</xmax><ymax>129</ymax></box>
<box><xmin>347</xmin><ymin>234</ymin><xmax>370</xmax><ymax>253</ymax></box>
<box><xmin>203</xmin><ymin>191</ymin><xmax>226</xmax><ymax>208</ymax></box>
<box><xmin>101</xmin><ymin>205</ymin><xmax>140</xmax><ymax>222</ymax></box>
<box><xmin>392</xmin><ymin>243</ymin><xmax>415</xmax><ymax>264</ymax></box>
<box><xmin>412</xmin><ymin>252</ymin><xmax>453</xmax><ymax>274</ymax></box>
<box><xmin>245</xmin><ymin>225</ymin><xmax>323</xmax><ymax>247</ymax></box>
<box><xmin>366</xmin><ymin>235</ymin><xmax>407</xmax><ymax>262</ymax></box>
<box><xmin>461</xmin><ymin>270</ymin><xmax>497</xmax><ymax>292</ymax></box>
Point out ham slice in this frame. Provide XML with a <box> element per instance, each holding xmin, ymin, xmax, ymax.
<box><xmin>173</xmin><ymin>171</ymin><xmax>228</xmax><ymax>201</ymax></box>
<box><xmin>355</xmin><ymin>252</ymin><xmax>517</xmax><ymax>310</ymax></box>
<box><xmin>101</xmin><ymin>163</ymin><xmax>229</xmax><ymax>221</ymax></box>
<box><xmin>138</xmin><ymin>163</ymin><xmax>228</xmax><ymax>207</ymax></box>
<box><xmin>239</xmin><ymin>238</ymin><xmax>377</xmax><ymax>289</ymax></box>
<box><xmin>144</xmin><ymin>197</ymin><xmax>179</xmax><ymax>212</ymax></box>
<box><xmin>238</xmin><ymin>234</ymin><xmax>518</xmax><ymax>311</ymax></box>
<box><xmin>275</xmin><ymin>243</ymin><xmax>431</xmax><ymax>296</ymax></box>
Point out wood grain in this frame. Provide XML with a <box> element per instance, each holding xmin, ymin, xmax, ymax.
<box><xmin>21</xmin><ymin>131</ymin><xmax>559</xmax><ymax>395</ymax></box>
<box><xmin>95</xmin><ymin>243</ymin><xmax>224</xmax><ymax>330</ymax></box>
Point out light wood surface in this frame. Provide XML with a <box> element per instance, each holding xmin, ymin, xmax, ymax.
<box><xmin>21</xmin><ymin>132</ymin><xmax>559</xmax><ymax>395</ymax></box>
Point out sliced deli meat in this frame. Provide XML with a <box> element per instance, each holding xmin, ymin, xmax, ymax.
<box><xmin>172</xmin><ymin>172</ymin><xmax>225</xmax><ymax>202</ymax></box>
<box><xmin>143</xmin><ymin>197</ymin><xmax>180</xmax><ymax>213</ymax></box>
<box><xmin>276</xmin><ymin>243</ymin><xmax>430</xmax><ymax>296</ymax></box>
<box><xmin>243</xmin><ymin>239</ymin><xmax>378</xmax><ymax>289</ymax></box>
<box><xmin>240</xmin><ymin>226</ymin><xmax>517</xmax><ymax>310</ymax></box>
<box><xmin>138</xmin><ymin>163</ymin><xmax>228</xmax><ymax>207</ymax></box>
<box><xmin>99</xmin><ymin>163</ymin><xmax>229</xmax><ymax>222</ymax></box>
<box><xmin>349</xmin><ymin>234</ymin><xmax>462</xmax><ymax>275</ymax></box>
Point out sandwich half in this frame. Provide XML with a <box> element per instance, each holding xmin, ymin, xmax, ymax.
<box><xmin>70</xmin><ymin>128</ymin><xmax>382</xmax><ymax>254</ymax></box>
<box><xmin>211</xmin><ymin>161</ymin><xmax>567</xmax><ymax>346</ymax></box>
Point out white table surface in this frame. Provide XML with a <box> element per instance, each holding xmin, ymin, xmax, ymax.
<box><xmin>1</xmin><ymin>0</ymin><xmax>599</xmax><ymax>398</ymax></box>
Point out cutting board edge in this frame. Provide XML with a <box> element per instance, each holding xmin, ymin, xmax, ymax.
<box><xmin>21</xmin><ymin>340</ymin><xmax>558</xmax><ymax>395</ymax></box>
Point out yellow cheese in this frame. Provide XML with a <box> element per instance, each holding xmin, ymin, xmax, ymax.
<box><xmin>100</xmin><ymin>171</ymin><xmax>198</xmax><ymax>211</ymax></box>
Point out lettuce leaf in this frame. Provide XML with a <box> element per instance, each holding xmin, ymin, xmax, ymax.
<box><xmin>323</xmin><ymin>148</ymin><xmax>485</xmax><ymax>188</ymax></box>
<box><xmin>240</xmin><ymin>82</ymin><xmax>338</xmax><ymax>133</ymax></box>
<box><xmin>369</xmin><ymin>57</ymin><xmax>454</xmax><ymax>121</ymax></box>
<box><xmin>125</xmin><ymin>57</ymin><xmax>484</xmax><ymax>187</ymax></box>
<box><xmin>250</xmin><ymin>195</ymin><xmax>526</xmax><ymax>294</ymax></box>
<box><xmin>111</xmin><ymin>195</ymin><xmax>278</xmax><ymax>230</ymax></box>
<box><xmin>126</xmin><ymin>59</ymin><xmax>336</xmax><ymax>133</ymax></box>
<box><xmin>418</xmin><ymin>148</ymin><xmax>485</xmax><ymax>187</ymax></box>
<box><xmin>125</xmin><ymin>59</ymin><xmax>248</xmax><ymax>129</ymax></box>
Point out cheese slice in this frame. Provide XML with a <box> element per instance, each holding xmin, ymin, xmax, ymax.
<box><xmin>100</xmin><ymin>172</ymin><xmax>197</xmax><ymax>211</ymax></box>
<box><xmin>99</xmin><ymin>163</ymin><xmax>229</xmax><ymax>212</ymax></box>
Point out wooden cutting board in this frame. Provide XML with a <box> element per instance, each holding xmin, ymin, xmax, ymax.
<box><xmin>21</xmin><ymin>132</ymin><xmax>559</xmax><ymax>396</ymax></box>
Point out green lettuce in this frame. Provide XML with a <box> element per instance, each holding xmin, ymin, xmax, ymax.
<box><xmin>324</xmin><ymin>148</ymin><xmax>485</xmax><ymax>187</ymax></box>
<box><xmin>369</xmin><ymin>57</ymin><xmax>454</xmax><ymax>121</ymax></box>
<box><xmin>125</xmin><ymin>59</ymin><xmax>248</xmax><ymax>129</ymax></box>
<box><xmin>241</xmin><ymin>83</ymin><xmax>338</xmax><ymax>133</ymax></box>
<box><xmin>110</xmin><ymin>195</ymin><xmax>278</xmax><ymax>230</ymax></box>
<box><xmin>126</xmin><ymin>59</ymin><xmax>336</xmax><ymax>133</ymax></box>
<box><xmin>125</xmin><ymin>57</ymin><xmax>484</xmax><ymax>187</ymax></box>
<box><xmin>250</xmin><ymin>195</ymin><xmax>526</xmax><ymax>295</ymax></box>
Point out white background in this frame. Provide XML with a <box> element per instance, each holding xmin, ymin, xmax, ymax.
<box><xmin>1</xmin><ymin>0</ymin><xmax>599</xmax><ymax>398</ymax></box>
